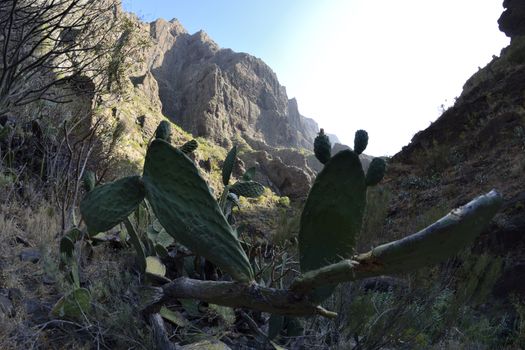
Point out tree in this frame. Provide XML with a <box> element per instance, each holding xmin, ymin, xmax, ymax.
<box><xmin>0</xmin><ymin>0</ymin><xmax>122</xmax><ymax>116</ymax></box>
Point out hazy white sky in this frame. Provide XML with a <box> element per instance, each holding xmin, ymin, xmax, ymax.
<box><xmin>124</xmin><ymin>0</ymin><xmax>510</xmax><ymax>155</ymax></box>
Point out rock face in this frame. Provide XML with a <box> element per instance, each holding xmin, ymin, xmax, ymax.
<box><xmin>384</xmin><ymin>8</ymin><xmax>525</xmax><ymax>303</ymax></box>
<box><xmin>146</xmin><ymin>18</ymin><xmax>318</xmax><ymax>150</ymax></box>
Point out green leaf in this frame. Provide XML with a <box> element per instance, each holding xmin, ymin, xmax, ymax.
<box><xmin>143</xmin><ymin>140</ymin><xmax>254</xmax><ymax>282</ymax></box>
<box><xmin>222</xmin><ymin>145</ymin><xmax>237</xmax><ymax>186</ymax></box>
<box><xmin>299</xmin><ymin>150</ymin><xmax>366</xmax><ymax>302</ymax></box>
<box><xmin>80</xmin><ymin>176</ymin><xmax>145</xmax><ymax>235</ymax></box>
<box><xmin>51</xmin><ymin>288</ymin><xmax>91</xmax><ymax>319</ymax></box>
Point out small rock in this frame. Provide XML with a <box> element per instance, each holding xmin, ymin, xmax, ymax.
<box><xmin>8</xmin><ymin>288</ymin><xmax>22</xmax><ymax>301</ymax></box>
<box><xmin>0</xmin><ymin>294</ymin><xmax>14</xmax><ymax>317</ymax></box>
<box><xmin>19</xmin><ymin>249</ymin><xmax>41</xmax><ymax>263</ymax></box>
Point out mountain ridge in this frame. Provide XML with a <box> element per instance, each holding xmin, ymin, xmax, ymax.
<box><xmin>139</xmin><ymin>17</ymin><xmax>319</xmax><ymax>150</ymax></box>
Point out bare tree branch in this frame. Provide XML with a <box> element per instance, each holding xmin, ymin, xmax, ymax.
<box><xmin>0</xmin><ymin>0</ymin><xmax>132</xmax><ymax>116</ymax></box>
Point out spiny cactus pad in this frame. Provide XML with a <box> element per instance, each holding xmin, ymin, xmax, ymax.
<box><xmin>314</xmin><ymin>129</ymin><xmax>331</xmax><ymax>164</ymax></box>
<box><xmin>80</xmin><ymin>176</ymin><xmax>145</xmax><ymax>235</ymax></box>
<box><xmin>180</xmin><ymin>139</ymin><xmax>198</xmax><ymax>154</ymax></box>
<box><xmin>366</xmin><ymin>157</ymin><xmax>386</xmax><ymax>186</ymax></box>
<box><xmin>229</xmin><ymin>181</ymin><xmax>265</xmax><ymax>198</ymax></box>
<box><xmin>82</xmin><ymin>170</ymin><xmax>96</xmax><ymax>193</ymax></box>
<box><xmin>299</xmin><ymin>149</ymin><xmax>366</xmax><ymax>302</ymax></box>
<box><xmin>354</xmin><ymin>130</ymin><xmax>368</xmax><ymax>155</ymax></box>
<box><xmin>142</xmin><ymin>140</ymin><xmax>254</xmax><ymax>282</ymax></box>
<box><xmin>155</xmin><ymin>120</ymin><xmax>172</xmax><ymax>142</ymax></box>
<box><xmin>222</xmin><ymin>145</ymin><xmax>237</xmax><ymax>186</ymax></box>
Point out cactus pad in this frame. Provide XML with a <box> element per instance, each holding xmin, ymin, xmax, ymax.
<box><xmin>155</xmin><ymin>120</ymin><xmax>172</xmax><ymax>142</ymax></box>
<box><xmin>143</xmin><ymin>140</ymin><xmax>254</xmax><ymax>282</ymax></box>
<box><xmin>80</xmin><ymin>176</ymin><xmax>145</xmax><ymax>235</ymax></box>
<box><xmin>180</xmin><ymin>139</ymin><xmax>198</xmax><ymax>154</ymax></box>
<box><xmin>354</xmin><ymin>130</ymin><xmax>368</xmax><ymax>155</ymax></box>
<box><xmin>314</xmin><ymin>129</ymin><xmax>331</xmax><ymax>164</ymax></box>
<box><xmin>365</xmin><ymin>157</ymin><xmax>386</xmax><ymax>186</ymax></box>
<box><xmin>299</xmin><ymin>149</ymin><xmax>366</xmax><ymax>302</ymax></box>
<box><xmin>82</xmin><ymin>170</ymin><xmax>96</xmax><ymax>193</ymax></box>
<box><xmin>230</xmin><ymin>181</ymin><xmax>265</xmax><ymax>198</ymax></box>
<box><xmin>222</xmin><ymin>145</ymin><xmax>237</xmax><ymax>186</ymax></box>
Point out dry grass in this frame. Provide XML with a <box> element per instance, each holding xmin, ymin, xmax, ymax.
<box><xmin>0</xmin><ymin>200</ymin><xmax>61</xmax><ymax>348</ymax></box>
<box><xmin>0</xmin><ymin>198</ymin><xmax>155</xmax><ymax>349</ymax></box>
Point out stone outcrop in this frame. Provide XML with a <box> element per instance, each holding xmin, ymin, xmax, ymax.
<box><xmin>145</xmin><ymin>19</ymin><xmax>318</xmax><ymax>150</ymax></box>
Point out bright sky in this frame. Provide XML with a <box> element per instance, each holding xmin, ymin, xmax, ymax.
<box><xmin>123</xmin><ymin>0</ymin><xmax>509</xmax><ymax>156</ymax></box>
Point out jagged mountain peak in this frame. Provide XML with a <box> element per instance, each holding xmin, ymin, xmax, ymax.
<box><xmin>141</xmin><ymin>15</ymin><xmax>318</xmax><ymax>150</ymax></box>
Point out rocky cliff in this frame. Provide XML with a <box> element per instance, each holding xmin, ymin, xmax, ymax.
<box><xmin>142</xmin><ymin>18</ymin><xmax>318</xmax><ymax>150</ymax></box>
<box><xmin>114</xmin><ymin>16</ymin><xmax>324</xmax><ymax>198</ymax></box>
<box><xmin>380</xmin><ymin>0</ymin><xmax>525</xmax><ymax>301</ymax></box>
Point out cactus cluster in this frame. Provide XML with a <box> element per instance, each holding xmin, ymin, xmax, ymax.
<box><xmin>79</xmin><ymin>121</ymin><xmax>265</xmax><ymax>283</ymax></box>
<box><xmin>73</xmin><ymin>121</ymin><xmax>502</xmax><ymax>328</ymax></box>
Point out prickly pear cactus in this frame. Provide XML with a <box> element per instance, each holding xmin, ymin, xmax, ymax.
<box><xmin>80</xmin><ymin>176</ymin><xmax>145</xmax><ymax>235</ymax></box>
<box><xmin>299</xmin><ymin>129</ymin><xmax>385</xmax><ymax>302</ymax></box>
<box><xmin>366</xmin><ymin>157</ymin><xmax>386</xmax><ymax>186</ymax></box>
<box><xmin>229</xmin><ymin>181</ymin><xmax>265</xmax><ymax>198</ymax></box>
<box><xmin>314</xmin><ymin>129</ymin><xmax>331</xmax><ymax>164</ymax></box>
<box><xmin>354</xmin><ymin>130</ymin><xmax>368</xmax><ymax>155</ymax></box>
<box><xmin>179</xmin><ymin>139</ymin><xmax>198</xmax><ymax>154</ymax></box>
<box><xmin>299</xmin><ymin>149</ymin><xmax>366</xmax><ymax>302</ymax></box>
<box><xmin>142</xmin><ymin>140</ymin><xmax>254</xmax><ymax>282</ymax></box>
<box><xmin>155</xmin><ymin>120</ymin><xmax>172</xmax><ymax>142</ymax></box>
